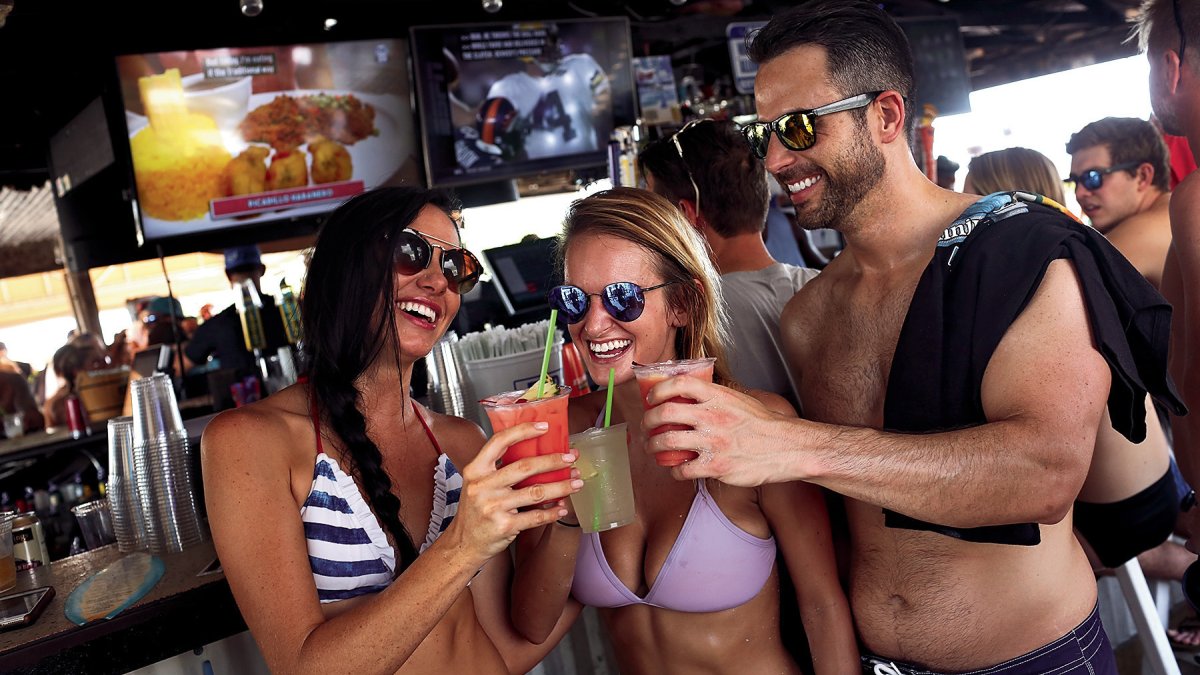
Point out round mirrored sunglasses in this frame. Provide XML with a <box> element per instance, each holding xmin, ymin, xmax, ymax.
<box><xmin>548</xmin><ymin>281</ymin><xmax>679</xmax><ymax>324</ymax></box>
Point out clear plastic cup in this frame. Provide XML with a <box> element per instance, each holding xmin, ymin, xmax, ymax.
<box><xmin>130</xmin><ymin>373</ymin><xmax>185</xmax><ymax>445</ymax></box>
<box><xmin>568</xmin><ymin>424</ymin><xmax>636</xmax><ymax>533</ymax></box>
<box><xmin>632</xmin><ymin>358</ymin><xmax>716</xmax><ymax>467</ymax></box>
<box><xmin>72</xmin><ymin>499</ymin><xmax>116</xmax><ymax>550</ymax></box>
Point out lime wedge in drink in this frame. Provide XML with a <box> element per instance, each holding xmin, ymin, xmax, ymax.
<box><xmin>573</xmin><ymin>452</ymin><xmax>600</xmax><ymax>481</ymax></box>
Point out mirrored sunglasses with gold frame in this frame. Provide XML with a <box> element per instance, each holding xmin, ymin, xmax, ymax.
<box><xmin>740</xmin><ymin>91</ymin><xmax>883</xmax><ymax>159</ymax></box>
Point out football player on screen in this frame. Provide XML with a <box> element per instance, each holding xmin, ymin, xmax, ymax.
<box><xmin>473</xmin><ymin>29</ymin><xmax>611</xmax><ymax>163</ymax></box>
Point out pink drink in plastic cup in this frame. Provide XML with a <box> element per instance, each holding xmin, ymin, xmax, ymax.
<box><xmin>481</xmin><ymin>386</ymin><xmax>572</xmax><ymax>489</ymax></box>
<box><xmin>632</xmin><ymin>358</ymin><xmax>715</xmax><ymax>467</ymax></box>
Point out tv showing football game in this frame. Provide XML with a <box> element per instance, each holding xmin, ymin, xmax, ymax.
<box><xmin>114</xmin><ymin>38</ymin><xmax>420</xmax><ymax>241</ymax></box>
<box><xmin>411</xmin><ymin>18</ymin><xmax>636</xmax><ymax>187</ymax></box>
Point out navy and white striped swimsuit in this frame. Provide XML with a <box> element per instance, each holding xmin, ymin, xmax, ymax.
<box><xmin>301</xmin><ymin>401</ymin><xmax>463</xmax><ymax>603</ymax></box>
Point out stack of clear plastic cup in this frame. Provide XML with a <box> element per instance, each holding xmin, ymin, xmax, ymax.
<box><xmin>425</xmin><ymin>335</ymin><xmax>476</xmax><ymax>421</ymax></box>
<box><xmin>130</xmin><ymin>374</ymin><xmax>206</xmax><ymax>554</ymax></box>
<box><xmin>107</xmin><ymin>416</ymin><xmax>145</xmax><ymax>552</ymax></box>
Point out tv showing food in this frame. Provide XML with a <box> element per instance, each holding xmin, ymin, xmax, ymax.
<box><xmin>411</xmin><ymin>18</ymin><xmax>636</xmax><ymax>187</ymax></box>
<box><xmin>115</xmin><ymin>38</ymin><xmax>420</xmax><ymax>241</ymax></box>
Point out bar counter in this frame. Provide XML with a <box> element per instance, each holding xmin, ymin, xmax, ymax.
<box><xmin>0</xmin><ymin>427</ymin><xmax>106</xmax><ymax>466</ymax></box>
<box><xmin>0</xmin><ymin>540</ymin><xmax>244</xmax><ymax>674</ymax></box>
<box><xmin>0</xmin><ymin>413</ymin><xmax>216</xmax><ymax>465</ymax></box>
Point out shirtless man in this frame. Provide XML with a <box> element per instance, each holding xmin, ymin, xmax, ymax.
<box><xmin>1065</xmin><ymin>116</ymin><xmax>1192</xmax><ymax>625</ymax></box>
<box><xmin>1140</xmin><ymin>0</ymin><xmax>1200</xmax><ymax>570</ymax></box>
<box><xmin>1067</xmin><ymin>116</ymin><xmax>1173</xmax><ymax>287</ymax></box>
<box><xmin>642</xmin><ymin>2</ymin><xmax>1178</xmax><ymax>672</ymax></box>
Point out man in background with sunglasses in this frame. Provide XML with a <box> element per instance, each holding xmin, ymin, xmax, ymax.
<box><xmin>1067</xmin><ymin>114</ymin><xmax>1200</xmax><ymax>646</ymax></box>
<box><xmin>637</xmin><ymin>119</ymin><xmax>818</xmax><ymax>412</ymax></box>
<box><xmin>1066</xmin><ymin>117</ymin><xmax>1173</xmax><ymax>287</ymax></box>
<box><xmin>642</xmin><ymin>1</ymin><xmax>1182</xmax><ymax>672</ymax></box>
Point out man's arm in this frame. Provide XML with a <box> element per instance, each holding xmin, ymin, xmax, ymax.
<box><xmin>182</xmin><ymin>324</ymin><xmax>212</xmax><ymax>367</ymax></box>
<box><xmin>1166</xmin><ymin>176</ymin><xmax>1200</xmax><ymax>490</ymax></box>
<box><xmin>644</xmin><ymin>259</ymin><xmax>1110</xmax><ymax>527</ymax></box>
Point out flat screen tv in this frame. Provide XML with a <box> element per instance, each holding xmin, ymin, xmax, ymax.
<box><xmin>411</xmin><ymin>18</ymin><xmax>636</xmax><ymax>188</ymax></box>
<box><xmin>114</xmin><ymin>38</ymin><xmax>420</xmax><ymax>242</ymax></box>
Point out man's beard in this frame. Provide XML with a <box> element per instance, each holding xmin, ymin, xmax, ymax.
<box><xmin>1153</xmin><ymin>96</ymin><xmax>1186</xmax><ymax>137</ymax></box>
<box><xmin>792</xmin><ymin>126</ymin><xmax>886</xmax><ymax>232</ymax></box>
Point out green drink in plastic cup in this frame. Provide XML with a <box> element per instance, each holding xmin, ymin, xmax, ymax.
<box><xmin>568</xmin><ymin>423</ymin><xmax>636</xmax><ymax>533</ymax></box>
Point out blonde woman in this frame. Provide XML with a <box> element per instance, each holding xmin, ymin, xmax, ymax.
<box><xmin>962</xmin><ymin>146</ymin><xmax>1067</xmax><ymax>203</ymax></box>
<box><xmin>511</xmin><ymin>187</ymin><xmax>857</xmax><ymax>674</ymax></box>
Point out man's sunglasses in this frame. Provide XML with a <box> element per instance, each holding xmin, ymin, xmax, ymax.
<box><xmin>1063</xmin><ymin>162</ymin><xmax>1142</xmax><ymax>191</ymax></box>
<box><xmin>392</xmin><ymin>228</ymin><xmax>482</xmax><ymax>295</ymax></box>
<box><xmin>740</xmin><ymin>91</ymin><xmax>883</xmax><ymax>159</ymax></box>
<box><xmin>548</xmin><ymin>281</ymin><xmax>679</xmax><ymax>324</ymax></box>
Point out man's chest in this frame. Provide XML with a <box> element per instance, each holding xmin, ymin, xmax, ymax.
<box><xmin>795</xmin><ymin>283</ymin><xmax>918</xmax><ymax>427</ymax></box>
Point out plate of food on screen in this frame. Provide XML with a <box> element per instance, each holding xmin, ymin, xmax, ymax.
<box><xmin>125</xmin><ymin>69</ymin><xmax>414</xmax><ymax>238</ymax></box>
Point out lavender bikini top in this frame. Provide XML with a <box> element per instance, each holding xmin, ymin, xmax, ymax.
<box><xmin>570</xmin><ymin>479</ymin><xmax>777</xmax><ymax>613</ymax></box>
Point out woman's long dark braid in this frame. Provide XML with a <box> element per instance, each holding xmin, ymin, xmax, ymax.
<box><xmin>302</xmin><ymin>187</ymin><xmax>456</xmax><ymax>574</ymax></box>
<box><xmin>312</xmin><ymin>374</ymin><xmax>421</xmax><ymax>571</ymax></box>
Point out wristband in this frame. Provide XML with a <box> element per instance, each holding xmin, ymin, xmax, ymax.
<box><xmin>556</xmin><ymin>518</ymin><xmax>581</xmax><ymax>528</ymax></box>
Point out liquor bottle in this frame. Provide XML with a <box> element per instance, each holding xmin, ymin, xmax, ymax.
<box><xmin>278</xmin><ymin>278</ymin><xmax>303</xmax><ymax>345</ymax></box>
<box><xmin>234</xmin><ymin>279</ymin><xmax>268</xmax><ymax>352</ymax></box>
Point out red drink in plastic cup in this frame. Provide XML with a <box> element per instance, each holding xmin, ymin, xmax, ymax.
<box><xmin>632</xmin><ymin>358</ymin><xmax>715</xmax><ymax>467</ymax></box>
<box><xmin>481</xmin><ymin>386</ymin><xmax>572</xmax><ymax>490</ymax></box>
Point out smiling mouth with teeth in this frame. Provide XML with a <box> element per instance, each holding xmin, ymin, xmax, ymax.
<box><xmin>398</xmin><ymin>300</ymin><xmax>437</xmax><ymax>323</ymax></box>
<box><xmin>786</xmin><ymin>174</ymin><xmax>822</xmax><ymax>193</ymax></box>
<box><xmin>589</xmin><ymin>339</ymin><xmax>631</xmax><ymax>358</ymax></box>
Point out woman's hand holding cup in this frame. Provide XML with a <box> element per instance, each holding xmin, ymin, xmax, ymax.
<box><xmin>451</xmin><ymin>422</ymin><xmax>582</xmax><ymax>562</ymax></box>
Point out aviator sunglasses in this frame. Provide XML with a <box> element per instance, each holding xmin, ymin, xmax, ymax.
<box><xmin>391</xmin><ymin>228</ymin><xmax>482</xmax><ymax>295</ymax></box>
<box><xmin>1063</xmin><ymin>162</ymin><xmax>1141</xmax><ymax>192</ymax></box>
<box><xmin>548</xmin><ymin>281</ymin><xmax>680</xmax><ymax>324</ymax></box>
<box><xmin>740</xmin><ymin>91</ymin><xmax>883</xmax><ymax>159</ymax></box>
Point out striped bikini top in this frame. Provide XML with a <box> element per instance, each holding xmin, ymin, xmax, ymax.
<box><xmin>301</xmin><ymin>399</ymin><xmax>463</xmax><ymax>603</ymax></box>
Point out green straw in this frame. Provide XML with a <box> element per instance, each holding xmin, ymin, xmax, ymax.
<box><xmin>604</xmin><ymin>368</ymin><xmax>615</xmax><ymax>428</ymax></box>
<box><xmin>536</xmin><ymin>309</ymin><xmax>558</xmax><ymax>398</ymax></box>
<box><xmin>594</xmin><ymin>368</ymin><xmax>615</xmax><ymax>531</ymax></box>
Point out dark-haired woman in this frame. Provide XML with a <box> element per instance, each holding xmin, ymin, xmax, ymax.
<box><xmin>202</xmin><ymin>187</ymin><xmax>582</xmax><ymax>674</ymax></box>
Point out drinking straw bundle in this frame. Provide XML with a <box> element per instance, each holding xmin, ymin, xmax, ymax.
<box><xmin>456</xmin><ymin>321</ymin><xmax>564</xmax><ymax>361</ymax></box>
